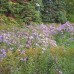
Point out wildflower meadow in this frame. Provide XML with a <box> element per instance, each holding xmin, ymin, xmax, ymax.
<box><xmin>0</xmin><ymin>0</ymin><xmax>74</xmax><ymax>74</ymax></box>
<box><xmin>0</xmin><ymin>21</ymin><xmax>74</xmax><ymax>74</ymax></box>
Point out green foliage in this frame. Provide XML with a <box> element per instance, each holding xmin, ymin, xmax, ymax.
<box><xmin>41</xmin><ymin>0</ymin><xmax>67</xmax><ymax>23</ymax></box>
<box><xmin>0</xmin><ymin>0</ymin><xmax>74</xmax><ymax>23</ymax></box>
<box><xmin>56</xmin><ymin>11</ymin><xmax>67</xmax><ymax>24</ymax></box>
<box><xmin>0</xmin><ymin>0</ymin><xmax>8</xmax><ymax>13</ymax></box>
<box><xmin>67</xmin><ymin>14</ymin><xmax>74</xmax><ymax>22</ymax></box>
<box><xmin>57</xmin><ymin>48</ymin><xmax>74</xmax><ymax>74</ymax></box>
<box><xmin>1</xmin><ymin>45</ymin><xmax>74</xmax><ymax>74</ymax></box>
<box><xmin>0</xmin><ymin>0</ymin><xmax>42</xmax><ymax>24</ymax></box>
<box><xmin>20</xmin><ymin>2</ymin><xmax>42</xmax><ymax>24</ymax></box>
<box><xmin>64</xmin><ymin>0</ymin><xmax>74</xmax><ymax>22</ymax></box>
<box><xmin>54</xmin><ymin>31</ymin><xmax>71</xmax><ymax>46</ymax></box>
<box><xmin>0</xmin><ymin>48</ymin><xmax>54</xmax><ymax>74</ymax></box>
<box><xmin>0</xmin><ymin>15</ymin><xmax>19</xmax><ymax>30</ymax></box>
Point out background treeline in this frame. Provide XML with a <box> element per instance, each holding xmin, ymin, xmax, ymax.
<box><xmin>0</xmin><ymin>0</ymin><xmax>74</xmax><ymax>24</ymax></box>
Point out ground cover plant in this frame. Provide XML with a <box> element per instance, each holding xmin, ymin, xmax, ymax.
<box><xmin>0</xmin><ymin>20</ymin><xmax>74</xmax><ymax>74</ymax></box>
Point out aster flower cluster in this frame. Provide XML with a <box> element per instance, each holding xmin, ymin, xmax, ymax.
<box><xmin>55</xmin><ymin>22</ymin><xmax>74</xmax><ymax>45</ymax></box>
<box><xmin>0</xmin><ymin>23</ymin><xmax>73</xmax><ymax>42</ymax></box>
<box><xmin>0</xmin><ymin>35</ymin><xmax>3</xmax><ymax>43</ymax></box>
<box><xmin>0</xmin><ymin>21</ymin><xmax>73</xmax><ymax>56</ymax></box>
<box><xmin>0</xmin><ymin>49</ymin><xmax>6</xmax><ymax>61</ymax></box>
<box><xmin>57</xmin><ymin>22</ymin><xmax>74</xmax><ymax>35</ymax></box>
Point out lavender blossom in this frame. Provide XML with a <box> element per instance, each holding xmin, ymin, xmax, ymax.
<box><xmin>49</xmin><ymin>25</ymin><xmax>57</xmax><ymax>35</ymax></box>
<box><xmin>0</xmin><ymin>35</ymin><xmax>3</xmax><ymax>42</ymax></box>
<box><xmin>0</xmin><ymin>49</ymin><xmax>6</xmax><ymax>61</ymax></box>
<box><xmin>1</xmin><ymin>49</ymin><xmax>6</xmax><ymax>57</ymax></box>
<box><xmin>57</xmin><ymin>21</ymin><xmax>74</xmax><ymax>33</ymax></box>
<box><xmin>26</xmin><ymin>38</ymin><xmax>32</xmax><ymax>48</ymax></box>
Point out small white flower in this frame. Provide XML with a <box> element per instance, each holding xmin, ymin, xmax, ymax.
<box><xmin>10</xmin><ymin>48</ymin><xmax>13</xmax><ymax>50</ymax></box>
<box><xmin>49</xmin><ymin>39</ymin><xmax>57</xmax><ymax>47</ymax></box>
<box><xmin>36</xmin><ymin>43</ymin><xmax>39</xmax><ymax>46</ymax></box>
<box><xmin>59</xmin><ymin>70</ymin><xmax>62</xmax><ymax>74</ymax></box>
<box><xmin>43</xmin><ymin>40</ymin><xmax>46</xmax><ymax>43</ymax></box>
<box><xmin>19</xmin><ymin>45</ymin><xmax>24</xmax><ymax>48</ymax></box>
<box><xmin>42</xmin><ymin>51</ymin><xmax>44</xmax><ymax>53</ymax></box>
<box><xmin>36</xmin><ymin>3</ymin><xmax>40</xmax><ymax>6</ymax></box>
<box><xmin>30</xmin><ymin>36</ymin><xmax>33</xmax><ymax>39</ymax></box>
<box><xmin>42</xmin><ymin>48</ymin><xmax>46</xmax><ymax>51</ymax></box>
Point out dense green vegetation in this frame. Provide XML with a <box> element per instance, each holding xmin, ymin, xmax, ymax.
<box><xmin>0</xmin><ymin>0</ymin><xmax>74</xmax><ymax>24</ymax></box>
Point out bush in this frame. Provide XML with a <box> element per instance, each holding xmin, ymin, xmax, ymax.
<box><xmin>41</xmin><ymin>0</ymin><xmax>67</xmax><ymax>23</ymax></box>
<box><xmin>56</xmin><ymin>11</ymin><xmax>67</xmax><ymax>24</ymax></box>
<box><xmin>67</xmin><ymin>14</ymin><xmax>74</xmax><ymax>22</ymax></box>
<box><xmin>0</xmin><ymin>15</ymin><xmax>19</xmax><ymax>30</ymax></box>
<box><xmin>20</xmin><ymin>2</ymin><xmax>42</xmax><ymax>24</ymax></box>
<box><xmin>0</xmin><ymin>0</ymin><xmax>42</xmax><ymax>24</ymax></box>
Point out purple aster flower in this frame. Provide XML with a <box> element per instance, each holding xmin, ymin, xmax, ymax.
<box><xmin>1</xmin><ymin>49</ymin><xmax>6</xmax><ymax>57</ymax></box>
<box><xmin>26</xmin><ymin>38</ymin><xmax>32</xmax><ymax>48</ymax></box>
<box><xmin>0</xmin><ymin>35</ymin><xmax>3</xmax><ymax>42</ymax></box>
<box><xmin>0</xmin><ymin>49</ymin><xmax>6</xmax><ymax>61</ymax></box>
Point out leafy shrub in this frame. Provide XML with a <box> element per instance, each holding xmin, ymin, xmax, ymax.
<box><xmin>20</xmin><ymin>2</ymin><xmax>42</xmax><ymax>24</ymax></box>
<box><xmin>56</xmin><ymin>11</ymin><xmax>67</xmax><ymax>24</ymax></box>
<box><xmin>41</xmin><ymin>0</ymin><xmax>67</xmax><ymax>23</ymax></box>
<box><xmin>67</xmin><ymin>14</ymin><xmax>74</xmax><ymax>22</ymax></box>
<box><xmin>0</xmin><ymin>15</ymin><xmax>19</xmax><ymax>30</ymax></box>
<box><xmin>0</xmin><ymin>0</ymin><xmax>42</xmax><ymax>24</ymax></box>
